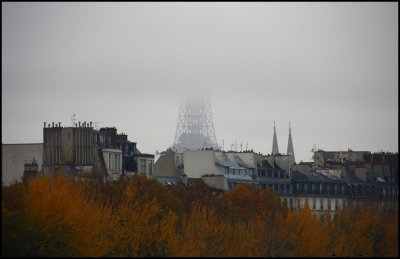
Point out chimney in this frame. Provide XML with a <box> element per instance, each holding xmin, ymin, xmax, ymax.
<box><xmin>182</xmin><ymin>174</ymin><xmax>188</xmax><ymax>186</ymax></box>
<box><xmin>79</xmin><ymin>121</ymin><xmax>81</xmax><ymax>127</ymax></box>
<box><xmin>90</xmin><ymin>121</ymin><xmax>92</xmax><ymax>127</ymax></box>
<box><xmin>52</xmin><ymin>122</ymin><xmax>54</xmax><ymax>127</ymax></box>
<box><xmin>44</xmin><ymin>122</ymin><xmax>46</xmax><ymax>128</ymax></box>
<box><xmin>58</xmin><ymin>122</ymin><xmax>61</xmax><ymax>127</ymax></box>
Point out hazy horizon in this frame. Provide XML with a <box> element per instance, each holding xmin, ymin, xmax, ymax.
<box><xmin>2</xmin><ymin>2</ymin><xmax>398</xmax><ymax>162</ymax></box>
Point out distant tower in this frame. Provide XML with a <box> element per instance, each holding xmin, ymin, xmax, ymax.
<box><xmin>287</xmin><ymin>122</ymin><xmax>295</xmax><ymax>164</ymax></box>
<box><xmin>173</xmin><ymin>96</ymin><xmax>219</xmax><ymax>153</ymax></box>
<box><xmin>272</xmin><ymin>120</ymin><xmax>279</xmax><ymax>155</ymax></box>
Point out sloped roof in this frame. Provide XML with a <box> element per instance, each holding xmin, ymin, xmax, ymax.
<box><xmin>292</xmin><ymin>171</ymin><xmax>341</xmax><ymax>183</ymax></box>
<box><xmin>292</xmin><ymin>171</ymin><xmax>309</xmax><ymax>181</ymax></box>
<box><xmin>215</xmin><ymin>155</ymin><xmax>247</xmax><ymax>170</ymax></box>
<box><xmin>235</xmin><ymin>156</ymin><xmax>255</xmax><ymax>169</ymax></box>
<box><xmin>258</xmin><ymin>178</ymin><xmax>291</xmax><ymax>184</ymax></box>
<box><xmin>153</xmin><ymin>176</ymin><xmax>182</xmax><ymax>186</ymax></box>
<box><xmin>225</xmin><ymin>176</ymin><xmax>257</xmax><ymax>183</ymax></box>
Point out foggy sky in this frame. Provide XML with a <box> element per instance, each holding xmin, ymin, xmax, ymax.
<box><xmin>2</xmin><ymin>2</ymin><xmax>398</xmax><ymax>162</ymax></box>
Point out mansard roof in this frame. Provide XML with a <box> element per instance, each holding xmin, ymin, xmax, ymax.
<box><xmin>292</xmin><ymin>171</ymin><xmax>341</xmax><ymax>183</ymax></box>
<box><xmin>235</xmin><ymin>156</ymin><xmax>255</xmax><ymax>169</ymax></box>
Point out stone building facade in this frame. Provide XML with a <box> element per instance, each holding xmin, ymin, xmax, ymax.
<box><xmin>154</xmin><ymin>149</ymin><xmax>398</xmax><ymax>214</ymax></box>
<box><xmin>23</xmin><ymin>122</ymin><xmax>154</xmax><ymax>182</ymax></box>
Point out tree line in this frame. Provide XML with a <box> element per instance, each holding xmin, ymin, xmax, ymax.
<box><xmin>2</xmin><ymin>173</ymin><xmax>398</xmax><ymax>257</ymax></box>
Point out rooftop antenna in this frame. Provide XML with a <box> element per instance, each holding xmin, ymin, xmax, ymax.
<box><xmin>310</xmin><ymin>144</ymin><xmax>317</xmax><ymax>161</ymax></box>
<box><xmin>93</xmin><ymin>121</ymin><xmax>103</xmax><ymax>130</ymax></box>
<box><xmin>71</xmin><ymin>113</ymin><xmax>77</xmax><ymax>126</ymax></box>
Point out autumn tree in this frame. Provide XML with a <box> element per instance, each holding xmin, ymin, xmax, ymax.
<box><xmin>25</xmin><ymin>173</ymin><xmax>113</xmax><ymax>256</ymax></box>
<box><xmin>328</xmin><ymin>202</ymin><xmax>398</xmax><ymax>257</ymax></box>
<box><xmin>274</xmin><ymin>206</ymin><xmax>330</xmax><ymax>256</ymax></box>
<box><xmin>172</xmin><ymin>201</ymin><xmax>234</xmax><ymax>257</ymax></box>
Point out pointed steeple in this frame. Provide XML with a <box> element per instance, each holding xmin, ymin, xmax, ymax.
<box><xmin>272</xmin><ymin>120</ymin><xmax>279</xmax><ymax>155</ymax></box>
<box><xmin>287</xmin><ymin>122</ymin><xmax>295</xmax><ymax>164</ymax></box>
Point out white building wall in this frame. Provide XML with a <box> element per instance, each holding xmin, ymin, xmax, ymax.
<box><xmin>102</xmin><ymin>149</ymin><xmax>123</xmax><ymax>180</ymax></box>
<box><xmin>289</xmin><ymin>196</ymin><xmax>346</xmax><ymax>214</ymax></box>
<box><xmin>2</xmin><ymin>143</ymin><xmax>43</xmax><ymax>185</ymax></box>
<box><xmin>183</xmin><ymin>150</ymin><xmax>218</xmax><ymax>178</ymax></box>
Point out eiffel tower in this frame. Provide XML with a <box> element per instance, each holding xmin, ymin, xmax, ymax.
<box><xmin>173</xmin><ymin>96</ymin><xmax>219</xmax><ymax>153</ymax></box>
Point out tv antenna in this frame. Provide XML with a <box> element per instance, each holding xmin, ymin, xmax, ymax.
<box><xmin>92</xmin><ymin>121</ymin><xmax>103</xmax><ymax>130</ymax></box>
<box><xmin>71</xmin><ymin>113</ymin><xmax>77</xmax><ymax>126</ymax></box>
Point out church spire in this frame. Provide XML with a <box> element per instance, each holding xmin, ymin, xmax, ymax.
<box><xmin>287</xmin><ymin>122</ymin><xmax>295</xmax><ymax>164</ymax></box>
<box><xmin>272</xmin><ymin>120</ymin><xmax>279</xmax><ymax>155</ymax></box>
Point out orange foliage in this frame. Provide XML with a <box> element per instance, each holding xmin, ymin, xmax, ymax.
<box><xmin>3</xmin><ymin>174</ymin><xmax>398</xmax><ymax>257</ymax></box>
<box><xmin>26</xmin><ymin>173</ymin><xmax>112</xmax><ymax>256</ymax></box>
<box><xmin>329</xmin><ymin>203</ymin><xmax>398</xmax><ymax>257</ymax></box>
<box><xmin>172</xmin><ymin>202</ymin><xmax>233</xmax><ymax>257</ymax></box>
<box><xmin>105</xmin><ymin>179</ymin><xmax>178</xmax><ymax>256</ymax></box>
<box><xmin>275</xmin><ymin>206</ymin><xmax>330</xmax><ymax>256</ymax></box>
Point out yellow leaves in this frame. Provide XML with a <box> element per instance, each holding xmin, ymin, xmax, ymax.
<box><xmin>378</xmin><ymin>211</ymin><xmax>398</xmax><ymax>257</ymax></box>
<box><xmin>173</xmin><ymin>202</ymin><xmax>232</xmax><ymax>257</ymax></box>
<box><xmin>276</xmin><ymin>207</ymin><xmax>330</xmax><ymax>257</ymax></box>
<box><xmin>329</xmin><ymin>203</ymin><xmax>399</xmax><ymax>257</ymax></box>
<box><xmin>26</xmin><ymin>174</ymin><xmax>112</xmax><ymax>256</ymax></box>
<box><xmin>3</xmin><ymin>175</ymin><xmax>398</xmax><ymax>257</ymax></box>
<box><xmin>105</xmin><ymin>179</ymin><xmax>178</xmax><ymax>256</ymax></box>
<box><xmin>219</xmin><ymin>184</ymin><xmax>288</xmax><ymax>224</ymax></box>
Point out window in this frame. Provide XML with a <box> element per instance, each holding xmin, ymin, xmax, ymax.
<box><xmin>320</xmin><ymin>199</ymin><xmax>324</xmax><ymax>210</ymax></box>
<box><xmin>148</xmin><ymin>160</ymin><xmax>153</xmax><ymax>175</ymax></box>
<box><xmin>139</xmin><ymin>159</ymin><xmax>146</xmax><ymax>174</ymax></box>
<box><xmin>116</xmin><ymin>154</ymin><xmax>120</xmax><ymax>172</ymax></box>
<box><xmin>108</xmin><ymin>153</ymin><xmax>113</xmax><ymax>172</ymax></box>
<box><xmin>112</xmin><ymin>154</ymin><xmax>117</xmax><ymax>172</ymax></box>
<box><xmin>313</xmin><ymin>198</ymin><xmax>316</xmax><ymax>210</ymax></box>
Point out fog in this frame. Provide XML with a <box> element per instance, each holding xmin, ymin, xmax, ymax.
<box><xmin>2</xmin><ymin>2</ymin><xmax>398</xmax><ymax>162</ymax></box>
